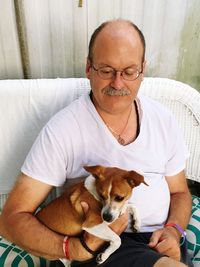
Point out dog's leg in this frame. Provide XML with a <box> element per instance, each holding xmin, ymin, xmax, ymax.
<box><xmin>127</xmin><ymin>204</ymin><xmax>140</xmax><ymax>232</ymax></box>
<box><xmin>83</xmin><ymin>222</ymin><xmax>121</xmax><ymax>264</ymax></box>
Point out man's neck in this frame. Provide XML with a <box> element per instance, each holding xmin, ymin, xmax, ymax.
<box><xmin>89</xmin><ymin>91</ymin><xmax>140</xmax><ymax>145</ymax></box>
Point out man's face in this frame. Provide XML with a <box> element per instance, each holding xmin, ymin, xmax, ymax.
<box><xmin>86</xmin><ymin>26</ymin><xmax>145</xmax><ymax>114</ymax></box>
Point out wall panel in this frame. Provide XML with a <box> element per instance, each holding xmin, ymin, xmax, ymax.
<box><xmin>0</xmin><ymin>0</ymin><xmax>199</xmax><ymax>91</ymax></box>
<box><xmin>0</xmin><ymin>0</ymin><xmax>23</xmax><ymax>78</ymax></box>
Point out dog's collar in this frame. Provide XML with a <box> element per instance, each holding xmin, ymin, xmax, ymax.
<box><xmin>84</xmin><ymin>175</ymin><xmax>101</xmax><ymax>202</ymax></box>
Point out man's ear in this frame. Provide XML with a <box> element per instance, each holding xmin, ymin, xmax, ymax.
<box><xmin>85</xmin><ymin>58</ymin><xmax>91</xmax><ymax>79</ymax></box>
<box><xmin>141</xmin><ymin>60</ymin><xmax>146</xmax><ymax>81</ymax></box>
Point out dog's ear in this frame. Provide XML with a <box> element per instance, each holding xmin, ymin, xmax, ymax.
<box><xmin>83</xmin><ymin>165</ymin><xmax>105</xmax><ymax>179</ymax></box>
<box><xmin>126</xmin><ymin>171</ymin><xmax>148</xmax><ymax>188</ymax></box>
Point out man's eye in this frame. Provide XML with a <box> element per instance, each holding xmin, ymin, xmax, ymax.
<box><xmin>124</xmin><ymin>69</ymin><xmax>137</xmax><ymax>75</ymax></box>
<box><xmin>100</xmin><ymin>69</ymin><xmax>113</xmax><ymax>74</ymax></box>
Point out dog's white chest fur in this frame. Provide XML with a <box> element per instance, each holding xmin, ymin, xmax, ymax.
<box><xmin>84</xmin><ymin>174</ymin><xmax>101</xmax><ymax>201</ymax></box>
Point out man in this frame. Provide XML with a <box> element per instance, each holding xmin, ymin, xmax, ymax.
<box><xmin>0</xmin><ymin>19</ymin><xmax>192</xmax><ymax>267</ymax></box>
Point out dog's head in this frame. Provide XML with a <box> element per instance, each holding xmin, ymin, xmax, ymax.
<box><xmin>84</xmin><ymin>165</ymin><xmax>148</xmax><ymax>224</ymax></box>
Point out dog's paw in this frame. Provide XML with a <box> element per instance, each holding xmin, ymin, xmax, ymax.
<box><xmin>132</xmin><ymin>222</ymin><xmax>139</xmax><ymax>233</ymax></box>
<box><xmin>96</xmin><ymin>253</ymin><xmax>103</xmax><ymax>264</ymax></box>
<box><xmin>96</xmin><ymin>252</ymin><xmax>108</xmax><ymax>264</ymax></box>
<box><xmin>131</xmin><ymin>217</ymin><xmax>140</xmax><ymax>233</ymax></box>
<box><xmin>59</xmin><ymin>258</ymin><xmax>71</xmax><ymax>267</ymax></box>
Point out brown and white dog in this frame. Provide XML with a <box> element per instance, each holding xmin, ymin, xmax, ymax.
<box><xmin>36</xmin><ymin>165</ymin><xmax>148</xmax><ymax>266</ymax></box>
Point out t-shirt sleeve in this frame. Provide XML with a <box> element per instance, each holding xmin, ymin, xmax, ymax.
<box><xmin>21</xmin><ymin>123</ymin><xmax>67</xmax><ymax>186</ymax></box>
<box><xmin>165</xmin><ymin>114</ymin><xmax>189</xmax><ymax>176</ymax></box>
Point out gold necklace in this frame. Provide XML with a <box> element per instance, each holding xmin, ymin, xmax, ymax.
<box><xmin>105</xmin><ymin>105</ymin><xmax>133</xmax><ymax>145</ymax></box>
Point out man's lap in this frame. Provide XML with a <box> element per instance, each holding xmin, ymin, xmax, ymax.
<box><xmin>71</xmin><ymin>233</ymin><xmax>165</xmax><ymax>267</ymax></box>
<box><xmin>68</xmin><ymin>232</ymin><xmax>193</xmax><ymax>267</ymax></box>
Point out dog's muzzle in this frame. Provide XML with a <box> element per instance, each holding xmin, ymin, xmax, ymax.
<box><xmin>102</xmin><ymin>210</ymin><xmax>114</xmax><ymax>223</ymax></box>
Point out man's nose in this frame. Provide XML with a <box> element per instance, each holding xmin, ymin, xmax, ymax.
<box><xmin>110</xmin><ymin>71</ymin><xmax>125</xmax><ymax>90</ymax></box>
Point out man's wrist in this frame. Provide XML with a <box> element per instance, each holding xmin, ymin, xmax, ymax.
<box><xmin>62</xmin><ymin>234</ymin><xmax>106</xmax><ymax>261</ymax></box>
<box><xmin>68</xmin><ymin>236</ymin><xmax>94</xmax><ymax>261</ymax></box>
<box><xmin>79</xmin><ymin>234</ymin><xmax>97</xmax><ymax>256</ymax></box>
<box><xmin>83</xmin><ymin>232</ymin><xmax>105</xmax><ymax>251</ymax></box>
<box><xmin>164</xmin><ymin>222</ymin><xmax>186</xmax><ymax>246</ymax></box>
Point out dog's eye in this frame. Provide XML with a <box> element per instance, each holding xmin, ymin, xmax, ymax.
<box><xmin>114</xmin><ymin>195</ymin><xmax>124</xmax><ymax>202</ymax></box>
<box><xmin>99</xmin><ymin>193</ymin><xmax>105</xmax><ymax>200</ymax></box>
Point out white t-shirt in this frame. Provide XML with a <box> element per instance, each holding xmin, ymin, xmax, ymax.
<box><xmin>21</xmin><ymin>93</ymin><xmax>188</xmax><ymax>232</ymax></box>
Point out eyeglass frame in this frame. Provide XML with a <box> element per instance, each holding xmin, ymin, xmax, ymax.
<box><xmin>92</xmin><ymin>64</ymin><xmax>143</xmax><ymax>81</ymax></box>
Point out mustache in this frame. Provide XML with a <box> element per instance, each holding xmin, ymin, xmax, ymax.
<box><xmin>101</xmin><ymin>87</ymin><xmax>131</xmax><ymax>96</ymax></box>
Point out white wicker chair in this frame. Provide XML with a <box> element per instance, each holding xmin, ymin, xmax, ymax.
<box><xmin>140</xmin><ymin>78</ymin><xmax>200</xmax><ymax>184</ymax></box>
<box><xmin>0</xmin><ymin>77</ymin><xmax>199</xmax><ymax>266</ymax></box>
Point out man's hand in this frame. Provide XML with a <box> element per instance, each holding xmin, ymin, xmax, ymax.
<box><xmin>148</xmin><ymin>227</ymin><xmax>181</xmax><ymax>261</ymax></box>
<box><xmin>109</xmin><ymin>211</ymin><xmax>129</xmax><ymax>235</ymax></box>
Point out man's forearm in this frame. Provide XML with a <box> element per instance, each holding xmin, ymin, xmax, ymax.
<box><xmin>167</xmin><ymin>191</ymin><xmax>192</xmax><ymax>229</ymax></box>
<box><xmin>0</xmin><ymin>212</ymin><xmax>102</xmax><ymax>261</ymax></box>
<box><xmin>0</xmin><ymin>212</ymin><xmax>64</xmax><ymax>259</ymax></box>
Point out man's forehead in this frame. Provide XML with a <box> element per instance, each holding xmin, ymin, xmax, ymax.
<box><xmin>92</xmin><ymin>28</ymin><xmax>143</xmax><ymax>64</ymax></box>
<box><xmin>98</xmin><ymin>21</ymin><xmax>139</xmax><ymax>39</ymax></box>
<box><xmin>93</xmin><ymin>22</ymin><xmax>142</xmax><ymax>55</ymax></box>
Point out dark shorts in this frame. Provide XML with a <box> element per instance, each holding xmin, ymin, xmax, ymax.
<box><xmin>68</xmin><ymin>232</ymin><xmax>193</xmax><ymax>267</ymax></box>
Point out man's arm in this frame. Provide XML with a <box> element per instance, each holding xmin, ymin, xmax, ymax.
<box><xmin>0</xmin><ymin>173</ymin><xmax>66</xmax><ymax>259</ymax></box>
<box><xmin>165</xmin><ymin>170</ymin><xmax>192</xmax><ymax>228</ymax></box>
<box><xmin>0</xmin><ymin>173</ymin><xmax>128</xmax><ymax>261</ymax></box>
<box><xmin>149</xmin><ymin>170</ymin><xmax>192</xmax><ymax>261</ymax></box>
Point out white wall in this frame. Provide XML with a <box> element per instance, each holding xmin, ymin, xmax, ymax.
<box><xmin>0</xmin><ymin>0</ymin><xmax>199</xmax><ymax>90</ymax></box>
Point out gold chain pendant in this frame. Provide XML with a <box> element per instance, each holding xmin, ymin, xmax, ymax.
<box><xmin>118</xmin><ymin>136</ymin><xmax>125</xmax><ymax>145</ymax></box>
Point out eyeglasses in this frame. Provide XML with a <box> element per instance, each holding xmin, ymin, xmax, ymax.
<box><xmin>92</xmin><ymin>65</ymin><xmax>143</xmax><ymax>81</ymax></box>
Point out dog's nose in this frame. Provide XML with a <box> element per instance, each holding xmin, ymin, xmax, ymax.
<box><xmin>102</xmin><ymin>211</ymin><xmax>113</xmax><ymax>223</ymax></box>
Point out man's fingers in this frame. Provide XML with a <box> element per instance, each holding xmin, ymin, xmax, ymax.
<box><xmin>148</xmin><ymin>230</ymin><xmax>162</xmax><ymax>248</ymax></box>
<box><xmin>109</xmin><ymin>212</ymin><xmax>129</xmax><ymax>235</ymax></box>
<box><xmin>155</xmin><ymin>239</ymin><xmax>181</xmax><ymax>261</ymax></box>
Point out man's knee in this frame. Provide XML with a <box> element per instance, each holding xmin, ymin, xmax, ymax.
<box><xmin>153</xmin><ymin>257</ymin><xmax>188</xmax><ymax>267</ymax></box>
